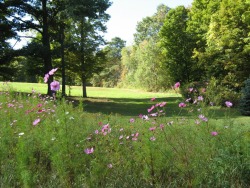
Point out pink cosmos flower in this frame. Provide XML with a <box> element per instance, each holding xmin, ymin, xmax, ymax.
<box><xmin>198</xmin><ymin>114</ymin><xmax>208</xmax><ymax>122</ymax></box>
<box><xmin>159</xmin><ymin>102</ymin><xmax>167</xmax><ymax>107</ymax></box>
<box><xmin>130</xmin><ymin>118</ymin><xmax>135</xmax><ymax>123</ymax></box>
<box><xmin>84</xmin><ymin>147</ymin><xmax>94</xmax><ymax>154</ymax></box>
<box><xmin>151</xmin><ymin>97</ymin><xmax>156</xmax><ymax>101</ymax></box>
<box><xmin>174</xmin><ymin>82</ymin><xmax>180</xmax><ymax>89</ymax></box>
<box><xmin>33</xmin><ymin>118</ymin><xmax>40</xmax><ymax>126</ymax></box>
<box><xmin>49</xmin><ymin>68</ymin><xmax>58</xmax><ymax>75</ymax></box>
<box><xmin>179</xmin><ymin>102</ymin><xmax>186</xmax><ymax>108</ymax></box>
<box><xmin>225</xmin><ymin>101</ymin><xmax>233</xmax><ymax>108</ymax></box>
<box><xmin>50</xmin><ymin>81</ymin><xmax>60</xmax><ymax>91</ymax></box>
<box><xmin>197</xmin><ymin>96</ymin><xmax>203</xmax><ymax>101</ymax></box>
<box><xmin>150</xmin><ymin>136</ymin><xmax>156</xmax><ymax>141</ymax></box>
<box><xmin>150</xmin><ymin>113</ymin><xmax>158</xmax><ymax>117</ymax></box>
<box><xmin>211</xmin><ymin>131</ymin><xmax>218</xmax><ymax>136</ymax></box>
<box><xmin>189</xmin><ymin>88</ymin><xmax>193</xmax><ymax>92</ymax></box>
<box><xmin>132</xmin><ymin>137</ymin><xmax>138</xmax><ymax>141</ymax></box>
<box><xmin>159</xmin><ymin>124</ymin><xmax>164</xmax><ymax>130</ymax></box>
<box><xmin>44</xmin><ymin>74</ymin><xmax>49</xmax><ymax>83</ymax></box>
<box><xmin>138</xmin><ymin>114</ymin><xmax>143</xmax><ymax>118</ymax></box>
<box><xmin>148</xmin><ymin>105</ymin><xmax>155</xmax><ymax>113</ymax></box>
<box><xmin>149</xmin><ymin>126</ymin><xmax>156</xmax><ymax>131</ymax></box>
<box><xmin>119</xmin><ymin>135</ymin><xmax>123</xmax><ymax>140</ymax></box>
<box><xmin>95</xmin><ymin>130</ymin><xmax>99</xmax><ymax>134</ymax></box>
<box><xmin>142</xmin><ymin>115</ymin><xmax>149</xmax><ymax>120</ymax></box>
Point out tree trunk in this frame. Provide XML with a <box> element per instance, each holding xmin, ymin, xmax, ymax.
<box><xmin>60</xmin><ymin>24</ymin><xmax>66</xmax><ymax>97</ymax></box>
<box><xmin>80</xmin><ymin>19</ymin><xmax>87</xmax><ymax>98</ymax></box>
<box><xmin>82</xmin><ymin>76</ymin><xmax>87</xmax><ymax>98</ymax></box>
<box><xmin>42</xmin><ymin>0</ymin><xmax>53</xmax><ymax>96</ymax></box>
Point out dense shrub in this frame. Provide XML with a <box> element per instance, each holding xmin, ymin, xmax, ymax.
<box><xmin>180</xmin><ymin>78</ymin><xmax>241</xmax><ymax>106</ymax></box>
<box><xmin>239</xmin><ymin>78</ymin><xmax>250</xmax><ymax>116</ymax></box>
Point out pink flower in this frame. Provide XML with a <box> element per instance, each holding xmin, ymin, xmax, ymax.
<box><xmin>159</xmin><ymin>102</ymin><xmax>167</xmax><ymax>107</ymax></box>
<box><xmin>33</xmin><ymin>118</ymin><xmax>40</xmax><ymax>126</ymax></box>
<box><xmin>150</xmin><ymin>113</ymin><xmax>158</xmax><ymax>117</ymax></box>
<box><xmin>151</xmin><ymin>97</ymin><xmax>156</xmax><ymax>101</ymax></box>
<box><xmin>178</xmin><ymin>102</ymin><xmax>186</xmax><ymax>108</ymax></box>
<box><xmin>150</xmin><ymin>136</ymin><xmax>156</xmax><ymax>141</ymax></box>
<box><xmin>197</xmin><ymin>96</ymin><xmax>203</xmax><ymax>101</ymax></box>
<box><xmin>49</xmin><ymin>68</ymin><xmax>58</xmax><ymax>75</ymax></box>
<box><xmin>142</xmin><ymin>115</ymin><xmax>149</xmax><ymax>120</ymax></box>
<box><xmin>211</xmin><ymin>131</ymin><xmax>218</xmax><ymax>136</ymax></box>
<box><xmin>148</xmin><ymin>105</ymin><xmax>155</xmax><ymax>113</ymax></box>
<box><xmin>37</xmin><ymin>104</ymin><xmax>42</xmax><ymax>108</ymax></box>
<box><xmin>84</xmin><ymin>147</ymin><xmax>94</xmax><ymax>154</ymax></box>
<box><xmin>119</xmin><ymin>135</ymin><xmax>123</xmax><ymax>140</ymax></box>
<box><xmin>160</xmin><ymin>124</ymin><xmax>164</xmax><ymax>130</ymax></box>
<box><xmin>225</xmin><ymin>101</ymin><xmax>233</xmax><ymax>108</ymax></box>
<box><xmin>149</xmin><ymin>126</ymin><xmax>156</xmax><ymax>131</ymax></box>
<box><xmin>198</xmin><ymin>114</ymin><xmax>208</xmax><ymax>122</ymax></box>
<box><xmin>95</xmin><ymin>130</ymin><xmax>99</xmax><ymax>134</ymax></box>
<box><xmin>189</xmin><ymin>88</ymin><xmax>193</xmax><ymax>92</ymax></box>
<box><xmin>138</xmin><ymin>114</ymin><xmax>143</xmax><ymax>118</ymax></box>
<box><xmin>50</xmin><ymin>81</ymin><xmax>60</xmax><ymax>91</ymax></box>
<box><xmin>44</xmin><ymin>74</ymin><xmax>49</xmax><ymax>83</ymax></box>
<box><xmin>174</xmin><ymin>82</ymin><xmax>180</xmax><ymax>89</ymax></box>
<box><xmin>130</xmin><ymin>118</ymin><xmax>135</xmax><ymax>123</ymax></box>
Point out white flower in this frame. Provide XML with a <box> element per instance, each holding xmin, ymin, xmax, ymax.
<box><xmin>18</xmin><ymin>132</ymin><xmax>24</xmax><ymax>136</ymax></box>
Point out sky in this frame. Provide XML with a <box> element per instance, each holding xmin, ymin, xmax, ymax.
<box><xmin>10</xmin><ymin>0</ymin><xmax>193</xmax><ymax>49</ymax></box>
<box><xmin>104</xmin><ymin>0</ymin><xmax>194</xmax><ymax>46</ymax></box>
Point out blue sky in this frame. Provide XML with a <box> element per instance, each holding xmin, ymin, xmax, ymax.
<box><xmin>104</xmin><ymin>0</ymin><xmax>194</xmax><ymax>46</ymax></box>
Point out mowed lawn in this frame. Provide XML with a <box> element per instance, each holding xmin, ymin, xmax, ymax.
<box><xmin>0</xmin><ymin>82</ymin><xmax>249</xmax><ymax>124</ymax></box>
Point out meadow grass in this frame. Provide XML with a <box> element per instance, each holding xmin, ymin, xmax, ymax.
<box><xmin>0</xmin><ymin>82</ymin><xmax>250</xmax><ymax>187</ymax></box>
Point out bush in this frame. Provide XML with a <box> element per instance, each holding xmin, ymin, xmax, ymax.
<box><xmin>239</xmin><ymin>78</ymin><xmax>250</xmax><ymax>116</ymax></box>
<box><xmin>180</xmin><ymin>78</ymin><xmax>241</xmax><ymax>107</ymax></box>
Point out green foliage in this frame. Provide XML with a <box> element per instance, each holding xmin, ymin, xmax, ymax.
<box><xmin>160</xmin><ymin>6</ymin><xmax>201</xmax><ymax>84</ymax></box>
<box><xmin>91</xmin><ymin>37</ymin><xmax>126</xmax><ymax>87</ymax></box>
<box><xmin>180</xmin><ymin>77</ymin><xmax>241</xmax><ymax>107</ymax></box>
<box><xmin>239</xmin><ymin>78</ymin><xmax>250</xmax><ymax>116</ymax></box>
<box><xmin>203</xmin><ymin>0</ymin><xmax>250</xmax><ymax>90</ymax></box>
<box><xmin>134</xmin><ymin>4</ymin><xmax>170</xmax><ymax>45</ymax></box>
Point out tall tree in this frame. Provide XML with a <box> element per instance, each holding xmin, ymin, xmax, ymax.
<box><xmin>64</xmin><ymin>0</ymin><xmax>111</xmax><ymax>97</ymax></box>
<box><xmin>134</xmin><ymin>4</ymin><xmax>170</xmax><ymax>45</ymax></box>
<box><xmin>203</xmin><ymin>0</ymin><xmax>250</xmax><ymax>90</ymax></box>
<box><xmin>160</xmin><ymin>6</ymin><xmax>199</xmax><ymax>83</ymax></box>
<box><xmin>2</xmin><ymin>0</ymin><xmax>111</xmax><ymax>96</ymax></box>
<box><xmin>92</xmin><ymin>37</ymin><xmax>126</xmax><ymax>87</ymax></box>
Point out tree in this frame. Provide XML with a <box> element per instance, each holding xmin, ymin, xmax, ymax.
<box><xmin>134</xmin><ymin>4</ymin><xmax>170</xmax><ymax>45</ymax></box>
<box><xmin>203</xmin><ymin>0</ymin><xmax>250</xmax><ymax>91</ymax></box>
<box><xmin>2</xmin><ymin>0</ymin><xmax>111</xmax><ymax>96</ymax></box>
<box><xmin>160</xmin><ymin>6</ymin><xmax>199</xmax><ymax>84</ymax></box>
<box><xmin>63</xmin><ymin>0</ymin><xmax>111</xmax><ymax>97</ymax></box>
<box><xmin>91</xmin><ymin>37</ymin><xmax>126</xmax><ymax>87</ymax></box>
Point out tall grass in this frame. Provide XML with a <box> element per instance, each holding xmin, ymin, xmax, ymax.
<box><xmin>0</xmin><ymin>82</ymin><xmax>250</xmax><ymax>187</ymax></box>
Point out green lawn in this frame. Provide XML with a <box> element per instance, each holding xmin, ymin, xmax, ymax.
<box><xmin>0</xmin><ymin>82</ymin><xmax>249</xmax><ymax>122</ymax></box>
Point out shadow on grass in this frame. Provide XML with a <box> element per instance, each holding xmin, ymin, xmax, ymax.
<box><xmin>79</xmin><ymin>97</ymin><xmax>242</xmax><ymax>118</ymax></box>
<box><xmin>81</xmin><ymin>97</ymin><xmax>182</xmax><ymax>116</ymax></box>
